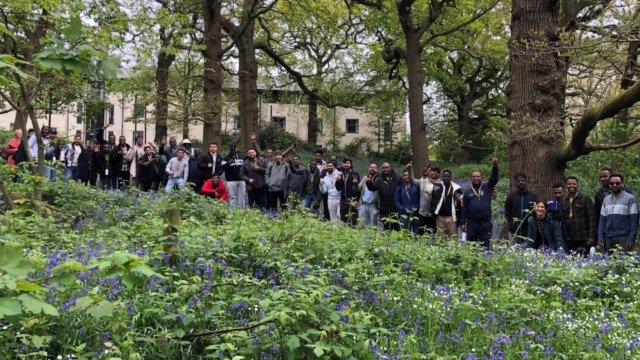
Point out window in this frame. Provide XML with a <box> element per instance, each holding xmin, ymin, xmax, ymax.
<box><xmin>383</xmin><ymin>122</ymin><xmax>392</xmax><ymax>143</ymax></box>
<box><xmin>76</xmin><ymin>102</ymin><xmax>83</xmax><ymax>124</ymax></box>
<box><xmin>133</xmin><ymin>102</ymin><xmax>145</xmax><ymax>119</ymax></box>
<box><xmin>9</xmin><ymin>123</ymin><xmax>13</xmax><ymax>129</ymax></box>
<box><xmin>272</xmin><ymin>116</ymin><xmax>286</xmax><ymax>129</ymax></box>
<box><xmin>108</xmin><ymin>104</ymin><xmax>115</xmax><ymax>125</ymax></box>
<box><xmin>133</xmin><ymin>131</ymin><xmax>144</xmax><ymax>143</ymax></box>
<box><xmin>108</xmin><ymin>131</ymin><xmax>114</xmax><ymax>139</ymax></box>
<box><xmin>232</xmin><ymin>116</ymin><xmax>240</xmax><ymax>130</ymax></box>
<box><xmin>346</xmin><ymin>118</ymin><xmax>359</xmax><ymax>134</ymax></box>
<box><xmin>75</xmin><ymin>130</ymin><xmax>82</xmax><ymax>140</ymax></box>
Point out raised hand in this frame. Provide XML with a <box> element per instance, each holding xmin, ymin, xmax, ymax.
<box><xmin>490</xmin><ymin>153</ymin><xmax>498</xmax><ymax>166</ymax></box>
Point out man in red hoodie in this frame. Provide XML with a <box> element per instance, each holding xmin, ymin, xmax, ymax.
<box><xmin>201</xmin><ymin>174</ymin><xmax>229</xmax><ymax>202</ymax></box>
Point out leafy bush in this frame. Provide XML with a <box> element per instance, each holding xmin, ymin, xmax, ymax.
<box><xmin>1</xmin><ymin>181</ymin><xmax>640</xmax><ymax>359</ymax></box>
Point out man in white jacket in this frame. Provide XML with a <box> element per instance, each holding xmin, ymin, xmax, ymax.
<box><xmin>320</xmin><ymin>162</ymin><xmax>341</xmax><ymax>222</ymax></box>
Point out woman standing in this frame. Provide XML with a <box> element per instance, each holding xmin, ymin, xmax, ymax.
<box><xmin>4</xmin><ymin>129</ymin><xmax>24</xmax><ymax>165</ymax></box>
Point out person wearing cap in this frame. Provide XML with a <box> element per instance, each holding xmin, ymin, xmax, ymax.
<box><xmin>182</xmin><ymin>139</ymin><xmax>195</xmax><ymax>158</ymax></box>
<box><xmin>504</xmin><ymin>172</ymin><xmax>538</xmax><ymax>245</ymax></box>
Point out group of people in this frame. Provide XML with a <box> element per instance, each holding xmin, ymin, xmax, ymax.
<box><xmin>505</xmin><ymin>169</ymin><xmax>638</xmax><ymax>255</ymax></box>
<box><xmin>4</xmin><ymin>126</ymin><xmax>638</xmax><ymax>254</ymax></box>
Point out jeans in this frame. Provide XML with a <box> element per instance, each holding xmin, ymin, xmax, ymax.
<box><xmin>166</xmin><ymin>178</ymin><xmax>185</xmax><ymax>193</ymax></box>
<box><xmin>64</xmin><ymin>166</ymin><xmax>79</xmax><ymax>182</ymax></box>
<box><xmin>399</xmin><ymin>211</ymin><xmax>420</xmax><ymax>234</ymax></box>
<box><xmin>303</xmin><ymin>195</ymin><xmax>317</xmax><ymax>209</ymax></box>
<box><xmin>44</xmin><ymin>166</ymin><xmax>56</xmax><ymax>181</ymax></box>
<box><xmin>358</xmin><ymin>203</ymin><xmax>379</xmax><ymax>227</ymax></box>
<box><xmin>226</xmin><ymin>180</ymin><xmax>246</xmax><ymax>208</ymax></box>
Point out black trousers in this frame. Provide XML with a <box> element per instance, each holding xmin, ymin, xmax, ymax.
<box><xmin>466</xmin><ymin>220</ymin><xmax>492</xmax><ymax>249</ymax></box>
<box><xmin>267</xmin><ymin>191</ymin><xmax>286</xmax><ymax>211</ymax></box>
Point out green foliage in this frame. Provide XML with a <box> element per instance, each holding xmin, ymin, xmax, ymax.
<box><xmin>2</xmin><ymin>179</ymin><xmax>639</xmax><ymax>358</ymax></box>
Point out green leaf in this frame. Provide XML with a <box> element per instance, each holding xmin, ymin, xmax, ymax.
<box><xmin>0</xmin><ymin>246</ymin><xmax>33</xmax><ymax>277</ymax></box>
<box><xmin>121</xmin><ymin>272</ymin><xmax>144</xmax><ymax>289</ymax></box>
<box><xmin>71</xmin><ymin>296</ymin><xmax>95</xmax><ymax>311</ymax></box>
<box><xmin>86</xmin><ymin>300</ymin><xmax>114</xmax><ymax>318</ymax></box>
<box><xmin>51</xmin><ymin>260</ymin><xmax>86</xmax><ymax>274</ymax></box>
<box><xmin>313</xmin><ymin>346</ymin><xmax>324</xmax><ymax>357</ymax></box>
<box><xmin>286</xmin><ymin>335</ymin><xmax>300</xmax><ymax>351</ymax></box>
<box><xmin>0</xmin><ymin>24</ymin><xmax>16</xmax><ymax>41</ymax></box>
<box><xmin>0</xmin><ymin>297</ymin><xmax>21</xmax><ymax>317</ymax></box>
<box><xmin>15</xmin><ymin>280</ymin><xmax>45</xmax><ymax>293</ymax></box>
<box><xmin>18</xmin><ymin>293</ymin><xmax>59</xmax><ymax>316</ymax></box>
<box><xmin>130</xmin><ymin>263</ymin><xmax>157</xmax><ymax>277</ymax></box>
<box><xmin>111</xmin><ymin>252</ymin><xmax>131</xmax><ymax>266</ymax></box>
<box><xmin>100</xmin><ymin>57</ymin><xmax>120</xmax><ymax>78</ymax></box>
<box><xmin>64</xmin><ymin>15</ymin><xmax>83</xmax><ymax>41</ymax></box>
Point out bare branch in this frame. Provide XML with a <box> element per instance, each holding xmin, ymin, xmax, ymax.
<box><xmin>181</xmin><ymin>318</ymin><xmax>277</xmax><ymax>340</ymax></box>
<box><xmin>583</xmin><ymin>137</ymin><xmax>640</xmax><ymax>154</ymax></box>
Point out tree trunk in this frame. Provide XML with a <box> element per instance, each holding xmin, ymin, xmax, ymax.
<box><xmin>507</xmin><ymin>0</ymin><xmax>566</xmax><ymax>198</ymax></box>
<box><xmin>456</xmin><ymin>100</ymin><xmax>472</xmax><ymax>163</ymax></box>
<box><xmin>202</xmin><ymin>0</ymin><xmax>223</xmax><ymax>151</ymax></box>
<box><xmin>236</xmin><ymin>9</ymin><xmax>260</xmax><ymax>151</ymax></box>
<box><xmin>154</xmin><ymin>28</ymin><xmax>176</xmax><ymax>143</ymax></box>
<box><xmin>405</xmin><ymin>33</ymin><xmax>429</xmax><ymax>172</ymax></box>
<box><xmin>307</xmin><ymin>95</ymin><xmax>319</xmax><ymax>145</ymax></box>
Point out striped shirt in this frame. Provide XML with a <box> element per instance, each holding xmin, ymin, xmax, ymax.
<box><xmin>598</xmin><ymin>190</ymin><xmax>639</xmax><ymax>244</ymax></box>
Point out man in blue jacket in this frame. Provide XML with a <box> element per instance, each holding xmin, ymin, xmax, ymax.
<box><xmin>598</xmin><ymin>174</ymin><xmax>639</xmax><ymax>254</ymax></box>
<box><xmin>395</xmin><ymin>170</ymin><xmax>421</xmax><ymax>234</ymax></box>
<box><xmin>460</xmin><ymin>154</ymin><xmax>499</xmax><ymax>249</ymax></box>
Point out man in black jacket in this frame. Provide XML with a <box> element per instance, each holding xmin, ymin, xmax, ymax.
<box><xmin>504</xmin><ymin>172</ymin><xmax>538</xmax><ymax>245</ymax></box>
<box><xmin>563</xmin><ymin>176</ymin><xmax>596</xmax><ymax>256</ymax></box>
<box><xmin>223</xmin><ymin>146</ymin><xmax>246</xmax><ymax>207</ymax></box>
<box><xmin>366</xmin><ymin>162</ymin><xmax>401</xmax><ymax>230</ymax></box>
<box><xmin>240</xmin><ymin>148</ymin><xmax>268</xmax><ymax>209</ymax></box>
<box><xmin>95</xmin><ymin>143</ymin><xmax>117</xmax><ymax>190</ymax></box>
<box><xmin>335</xmin><ymin>157</ymin><xmax>361</xmax><ymax>226</ymax></box>
<box><xmin>199</xmin><ymin>143</ymin><xmax>224</xmax><ymax>182</ymax></box>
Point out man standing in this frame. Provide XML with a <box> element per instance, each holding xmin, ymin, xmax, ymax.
<box><xmin>115</xmin><ymin>136</ymin><xmax>131</xmax><ymax>189</ymax></box>
<box><xmin>126</xmin><ymin>136</ymin><xmax>158</xmax><ymax>188</ymax></box>
<box><xmin>358</xmin><ymin>162</ymin><xmax>380</xmax><ymax>227</ymax></box>
<box><xmin>320</xmin><ymin>162</ymin><xmax>342</xmax><ymax>222</ymax></box>
<box><xmin>594</xmin><ymin>168</ymin><xmax>611</xmax><ymax>224</ymax></box>
<box><xmin>241</xmin><ymin>148</ymin><xmax>268</xmax><ymax>209</ymax></box>
<box><xmin>598</xmin><ymin>174</ymin><xmax>638</xmax><ymax>254</ymax></box>
<box><xmin>223</xmin><ymin>146</ymin><xmax>246</xmax><ymax>208</ymax></box>
<box><xmin>563</xmin><ymin>176</ymin><xmax>596</xmax><ymax>256</ymax></box>
<box><xmin>265</xmin><ymin>151</ymin><xmax>290</xmax><ymax>211</ymax></box>
<box><xmin>430</xmin><ymin>170</ymin><xmax>463</xmax><ymax>237</ymax></box>
<box><xmin>199</xmin><ymin>143</ymin><xmax>224</xmax><ymax>182</ymax></box>
<box><xmin>160</xmin><ymin>136</ymin><xmax>178</xmax><ymax>161</ymax></box>
<box><xmin>395</xmin><ymin>170</ymin><xmax>421</xmax><ymax>234</ymax></box>
<box><xmin>366</xmin><ymin>162</ymin><xmax>402</xmax><ymax>230</ymax></box>
<box><xmin>287</xmin><ymin>154</ymin><xmax>308</xmax><ymax>206</ymax></box>
<box><xmin>460</xmin><ymin>154</ymin><xmax>499</xmax><ymax>249</ymax></box>
<box><xmin>504</xmin><ymin>173</ymin><xmax>538</xmax><ymax>245</ymax></box>
<box><xmin>165</xmin><ymin>148</ymin><xmax>189</xmax><ymax>193</ymax></box>
<box><xmin>301</xmin><ymin>161</ymin><xmax>322</xmax><ymax>211</ymax></box>
<box><xmin>408</xmin><ymin>163</ymin><xmax>440</xmax><ymax>234</ymax></box>
<box><xmin>547</xmin><ymin>184</ymin><xmax>567</xmax><ymax>238</ymax></box>
<box><xmin>335</xmin><ymin>157</ymin><xmax>361</xmax><ymax>226</ymax></box>
<box><xmin>60</xmin><ymin>135</ymin><xmax>84</xmax><ymax>182</ymax></box>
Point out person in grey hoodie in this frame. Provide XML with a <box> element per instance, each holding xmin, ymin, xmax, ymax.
<box><xmin>265</xmin><ymin>151</ymin><xmax>290</xmax><ymax>211</ymax></box>
<box><xmin>165</xmin><ymin>148</ymin><xmax>189</xmax><ymax>193</ymax></box>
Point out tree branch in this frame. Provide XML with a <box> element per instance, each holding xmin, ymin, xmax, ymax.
<box><xmin>583</xmin><ymin>137</ymin><xmax>640</xmax><ymax>154</ymax></box>
<box><xmin>419</xmin><ymin>0</ymin><xmax>499</xmax><ymax>50</ymax></box>
<box><xmin>561</xmin><ymin>79</ymin><xmax>640</xmax><ymax>163</ymax></box>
